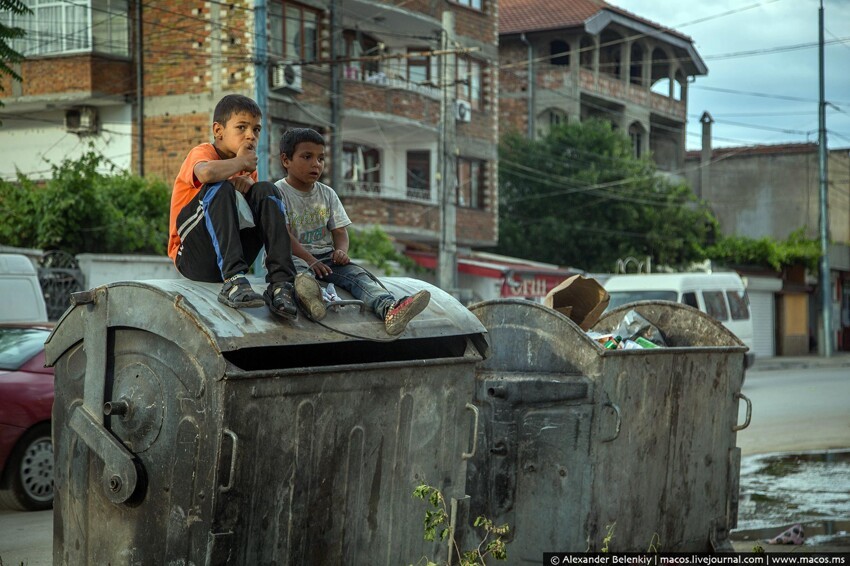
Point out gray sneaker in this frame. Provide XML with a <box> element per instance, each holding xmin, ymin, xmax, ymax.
<box><xmin>294</xmin><ymin>272</ymin><xmax>327</xmax><ymax>321</ymax></box>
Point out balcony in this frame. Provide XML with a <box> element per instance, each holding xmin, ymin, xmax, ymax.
<box><xmin>344</xmin><ymin>66</ymin><xmax>440</xmax><ymax>100</ymax></box>
<box><xmin>338</xmin><ymin>181</ymin><xmax>434</xmax><ymax>204</ymax></box>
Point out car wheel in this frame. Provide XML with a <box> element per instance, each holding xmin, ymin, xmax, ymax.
<box><xmin>0</xmin><ymin>423</ymin><xmax>54</xmax><ymax>511</ymax></box>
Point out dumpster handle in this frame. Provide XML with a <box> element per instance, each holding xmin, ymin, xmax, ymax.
<box><xmin>220</xmin><ymin>428</ymin><xmax>239</xmax><ymax>493</ymax></box>
<box><xmin>600</xmin><ymin>402</ymin><xmax>621</xmax><ymax>443</ymax></box>
<box><xmin>462</xmin><ymin>403</ymin><xmax>479</xmax><ymax>460</ymax></box>
<box><xmin>732</xmin><ymin>393</ymin><xmax>751</xmax><ymax>432</ymax></box>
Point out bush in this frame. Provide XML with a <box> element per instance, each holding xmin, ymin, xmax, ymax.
<box><xmin>0</xmin><ymin>151</ymin><xmax>170</xmax><ymax>255</ymax></box>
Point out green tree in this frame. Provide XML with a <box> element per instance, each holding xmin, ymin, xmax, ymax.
<box><xmin>706</xmin><ymin>229</ymin><xmax>820</xmax><ymax>272</ymax></box>
<box><xmin>497</xmin><ymin>120</ymin><xmax>718</xmax><ymax>272</ymax></box>
<box><xmin>0</xmin><ymin>0</ymin><xmax>30</xmax><ymax>107</ymax></box>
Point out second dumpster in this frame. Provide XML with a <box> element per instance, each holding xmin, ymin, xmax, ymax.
<box><xmin>466</xmin><ymin>299</ymin><xmax>751</xmax><ymax>559</ymax></box>
<box><xmin>45</xmin><ymin>277</ymin><xmax>488</xmax><ymax>566</ymax></box>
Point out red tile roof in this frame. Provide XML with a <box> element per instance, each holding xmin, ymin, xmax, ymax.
<box><xmin>500</xmin><ymin>0</ymin><xmax>692</xmax><ymax>43</ymax></box>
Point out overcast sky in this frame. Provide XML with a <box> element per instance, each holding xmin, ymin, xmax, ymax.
<box><xmin>609</xmin><ymin>0</ymin><xmax>850</xmax><ymax>151</ymax></box>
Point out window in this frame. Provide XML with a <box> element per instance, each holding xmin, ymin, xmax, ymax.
<box><xmin>270</xmin><ymin>1</ymin><xmax>319</xmax><ymax>62</ymax></box>
<box><xmin>407</xmin><ymin>48</ymin><xmax>431</xmax><ymax>85</ymax></box>
<box><xmin>343</xmin><ymin>143</ymin><xmax>381</xmax><ymax>194</ymax></box>
<box><xmin>344</xmin><ymin>30</ymin><xmax>379</xmax><ymax>79</ymax></box>
<box><xmin>681</xmin><ymin>292</ymin><xmax>699</xmax><ymax>309</ymax></box>
<box><xmin>406</xmin><ymin>151</ymin><xmax>430</xmax><ymax>200</ymax></box>
<box><xmin>454</xmin><ymin>0</ymin><xmax>483</xmax><ymax>10</ymax></box>
<box><xmin>629</xmin><ymin>123</ymin><xmax>644</xmax><ymax>159</ymax></box>
<box><xmin>703</xmin><ymin>291</ymin><xmax>729</xmax><ymax>322</ymax></box>
<box><xmin>457</xmin><ymin>158</ymin><xmax>484</xmax><ymax>209</ymax></box>
<box><xmin>550</xmin><ymin>40</ymin><xmax>570</xmax><ymax>66</ymax></box>
<box><xmin>456</xmin><ymin>57</ymin><xmax>482</xmax><ymax>110</ymax></box>
<box><xmin>1</xmin><ymin>0</ymin><xmax>129</xmax><ymax>57</ymax></box>
<box><xmin>727</xmin><ymin>290</ymin><xmax>750</xmax><ymax>320</ymax></box>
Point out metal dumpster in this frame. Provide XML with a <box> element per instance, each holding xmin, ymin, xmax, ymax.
<box><xmin>466</xmin><ymin>299</ymin><xmax>751</xmax><ymax>559</ymax></box>
<box><xmin>45</xmin><ymin>277</ymin><xmax>488</xmax><ymax>566</ymax></box>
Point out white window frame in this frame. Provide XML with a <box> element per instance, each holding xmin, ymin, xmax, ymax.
<box><xmin>1</xmin><ymin>0</ymin><xmax>129</xmax><ymax>58</ymax></box>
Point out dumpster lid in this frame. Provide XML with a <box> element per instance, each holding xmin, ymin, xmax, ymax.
<box><xmin>45</xmin><ymin>276</ymin><xmax>486</xmax><ymax>363</ymax></box>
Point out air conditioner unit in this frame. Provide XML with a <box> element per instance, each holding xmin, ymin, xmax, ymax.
<box><xmin>455</xmin><ymin>99</ymin><xmax>471</xmax><ymax>123</ymax></box>
<box><xmin>64</xmin><ymin>106</ymin><xmax>98</xmax><ymax>135</ymax></box>
<box><xmin>271</xmin><ymin>61</ymin><xmax>303</xmax><ymax>93</ymax></box>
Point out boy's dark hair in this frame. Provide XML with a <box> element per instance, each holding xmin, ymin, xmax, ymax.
<box><xmin>279</xmin><ymin>128</ymin><xmax>325</xmax><ymax>159</ymax></box>
<box><xmin>213</xmin><ymin>94</ymin><xmax>261</xmax><ymax>125</ymax></box>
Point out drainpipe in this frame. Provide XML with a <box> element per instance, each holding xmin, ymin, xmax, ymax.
<box><xmin>520</xmin><ymin>33</ymin><xmax>534</xmax><ymax>139</ymax></box>
<box><xmin>135</xmin><ymin>0</ymin><xmax>144</xmax><ymax>176</ymax></box>
<box><xmin>699</xmin><ymin>111</ymin><xmax>713</xmax><ymax>200</ymax></box>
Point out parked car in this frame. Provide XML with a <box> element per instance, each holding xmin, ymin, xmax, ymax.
<box><xmin>0</xmin><ymin>254</ymin><xmax>48</xmax><ymax>324</ymax></box>
<box><xmin>0</xmin><ymin>324</ymin><xmax>54</xmax><ymax>511</ymax></box>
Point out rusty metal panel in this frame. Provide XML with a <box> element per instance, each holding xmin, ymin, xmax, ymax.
<box><xmin>49</xmin><ymin>279</ymin><xmax>486</xmax><ymax>565</ymax></box>
<box><xmin>468</xmin><ymin>299</ymin><xmax>748</xmax><ymax>555</ymax></box>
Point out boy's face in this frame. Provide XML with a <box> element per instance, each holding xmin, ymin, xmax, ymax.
<box><xmin>212</xmin><ymin>111</ymin><xmax>262</xmax><ymax>159</ymax></box>
<box><xmin>281</xmin><ymin>141</ymin><xmax>325</xmax><ymax>191</ymax></box>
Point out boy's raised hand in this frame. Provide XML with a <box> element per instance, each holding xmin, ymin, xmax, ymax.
<box><xmin>237</xmin><ymin>140</ymin><xmax>258</xmax><ymax>172</ymax></box>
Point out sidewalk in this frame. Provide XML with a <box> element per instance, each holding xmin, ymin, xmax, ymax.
<box><xmin>749</xmin><ymin>351</ymin><xmax>850</xmax><ymax>372</ymax></box>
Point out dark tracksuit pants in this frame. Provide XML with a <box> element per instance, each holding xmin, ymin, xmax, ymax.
<box><xmin>174</xmin><ymin>180</ymin><xmax>296</xmax><ymax>285</ymax></box>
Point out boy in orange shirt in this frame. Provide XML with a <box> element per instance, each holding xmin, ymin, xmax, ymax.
<box><xmin>168</xmin><ymin>94</ymin><xmax>298</xmax><ymax>319</ymax></box>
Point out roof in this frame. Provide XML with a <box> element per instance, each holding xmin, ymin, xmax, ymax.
<box><xmin>499</xmin><ymin>0</ymin><xmax>692</xmax><ymax>42</ymax></box>
<box><xmin>685</xmin><ymin>143</ymin><xmax>818</xmax><ymax>160</ymax></box>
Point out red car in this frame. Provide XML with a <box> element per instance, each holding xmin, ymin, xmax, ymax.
<box><xmin>0</xmin><ymin>324</ymin><xmax>54</xmax><ymax>511</ymax></box>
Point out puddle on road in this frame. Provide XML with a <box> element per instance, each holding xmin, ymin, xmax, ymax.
<box><xmin>733</xmin><ymin>449</ymin><xmax>850</xmax><ymax>548</ymax></box>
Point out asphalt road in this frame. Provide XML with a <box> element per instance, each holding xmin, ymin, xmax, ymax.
<box><xmin>736</xmin><ymin>366</ymin><xmax>850</xmax><ymax>457</ymax></box>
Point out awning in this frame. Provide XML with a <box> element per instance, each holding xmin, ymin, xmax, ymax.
<box><xmin>405</xmin><ymin>250</ymin><xmax>581</xmax><ymax>298</ymax></box>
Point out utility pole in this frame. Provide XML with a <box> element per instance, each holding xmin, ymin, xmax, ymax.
<box><xmin>437</xmin><ymin>11</ymin><xmax>457</xmax><ymax>294</ymax></box>
<box><xmin>817</xmin><ymin>0</ymin><xmax>832</xmax><ymax>357</ymax></box>
<box><xmin>135</xmin><ymin>0</ymin><xmax>144</xmax><ymax>176</ymax></box>
<box><xmin>253</xmin><ymin>0</ymin><xmax>269</xmax><ymax>275</ymax></box>
<box><xmin>330</xmin><ymin>0</ymin><xmax>343</xmax><ymax>189</ymax></box>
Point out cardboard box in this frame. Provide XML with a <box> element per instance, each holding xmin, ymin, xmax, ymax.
<box><xmin>544</xmin><ymin>275</ymin><xmax>610</xmax><ymax>330</ymax></box>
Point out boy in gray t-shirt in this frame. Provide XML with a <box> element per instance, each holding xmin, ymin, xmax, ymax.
<box><xmin>274</xmin><ymin>128</ymin><xmax>430</xmax><ymax>335</ymax></box>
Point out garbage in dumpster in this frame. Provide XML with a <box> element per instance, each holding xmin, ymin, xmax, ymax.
<box><xmin>544</xmin><ymin>274</ymin><xmax>609</xmax><ymax>330</ymax></box>
<box><xmin>612</xmin><ymin>308</ymin><xmax>668</xmax><ymax>347</ymax></box>
<box><xmin>584</xmin><ymin>309</ymin><xmax>668</xmax><ymax>349</ymax></box>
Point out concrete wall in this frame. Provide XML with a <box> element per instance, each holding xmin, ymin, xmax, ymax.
<box><xmin>684</xmin><ymin>146</ymin><xmax>850</xmax><ymax>244</ymax></box>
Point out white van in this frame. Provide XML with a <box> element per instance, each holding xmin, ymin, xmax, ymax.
<box><xmin>603</xmin><ymin>272</ymin><xmax>755</xmax><ymax>365</ymax></box>
<box><xmin>0</xmin><ymin>253</ymin><xmax>48</xmax><ymax>323</ymax></box>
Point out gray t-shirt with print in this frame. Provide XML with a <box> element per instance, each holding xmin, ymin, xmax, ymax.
<box><xmin>274</xmin><ymin>178</ymin><xmax>352</xmax><ymax>261</ymax></box>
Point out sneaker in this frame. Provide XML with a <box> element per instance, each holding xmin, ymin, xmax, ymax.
<box><xmin>294</xmin><ymin>272</ymin><xmax>327</xmax><ymax>321</ymax></box>
<box><xmin>218</xmin><ymin>275</ymin><xmax>264</xmax><ymax>308</ymax></box>
<box><xmin>384</xmin><ymin>290</ymin><xmax>430</xmax><ymax>335</ymax></box>
<box><xmin>264</xmin><ymin>282</ymin><xmax>298</xmax><ymax>320</ymax></box>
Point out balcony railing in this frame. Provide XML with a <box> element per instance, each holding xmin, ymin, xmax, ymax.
<box><xmin>337</xmin><ymin>180</ymin><xmax>434</xmax><ymax>203</ymax></box>
<box><xmin>344</xmin><ymin>66</ymin><xmax>440</xmax><ymax>100</ymax></box>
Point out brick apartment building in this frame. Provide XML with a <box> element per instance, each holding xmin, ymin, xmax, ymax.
<box><xmin>498</xmin><ymin>0</ymin><xmax>706</xmax><ymax>174</ymax></box>
<box><xmin>0</xmin><ymin>0</ymin><xmax>499</xmax><ymax>266</ymax></box>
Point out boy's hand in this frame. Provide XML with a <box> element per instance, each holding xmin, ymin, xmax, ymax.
<box><xmin>231</xmin><ymin>175</ymin><xmax>254</xmax><ymax>194</ymax></box>
<box><xmin>309</xmin><ymin>256</ymin><xmax>333</xmax><ymax>278</ymax></box>
<box><xmin>331</xmin><ymin>249</ymin><xmax>350</xmax><ymax>265</ymax></box>
<box><xmin>237</xmin><ymin>141</ymin><xmax>258</xmax><ymax>172</ymax></box>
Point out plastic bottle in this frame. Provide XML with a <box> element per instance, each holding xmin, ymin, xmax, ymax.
<box><xmin>603</xmin><ymin>335</ymin><xmax>623</xmax><ymax>349</ymax></box>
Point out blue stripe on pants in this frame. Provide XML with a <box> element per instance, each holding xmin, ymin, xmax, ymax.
<box><xmin>201</xmin><ymin>182</ymin><xmax>226</xmax><ymax>278</ymax></box>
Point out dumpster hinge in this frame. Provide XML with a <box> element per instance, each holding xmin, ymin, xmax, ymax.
<box><xmin>69</xmin><ymin>286</ymin><xmax>143</xmax><ymax>504</ymax></box>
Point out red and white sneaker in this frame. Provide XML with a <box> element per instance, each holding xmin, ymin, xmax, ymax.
<box><xmin>384</xmin><ymin>290</ymin><xmax>430</xmax><ymax>335</ymax></box>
